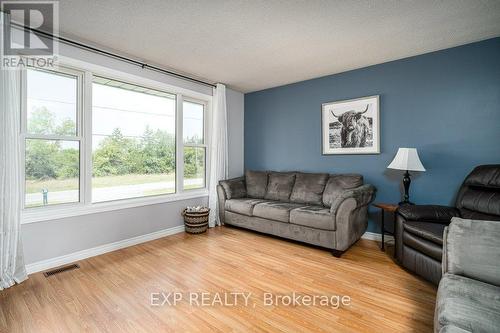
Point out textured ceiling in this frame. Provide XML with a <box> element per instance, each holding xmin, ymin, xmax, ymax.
<box><xmin>55</xmin><ymin>0</ymin><xmax>500</xmax><ymax>92</ymax></box>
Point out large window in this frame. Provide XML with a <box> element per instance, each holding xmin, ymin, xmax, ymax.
<box><xmin>24</xmin><ymin>68</ymin><xmax>82</xmax><ymax>208</ymax></box>
<box><xmin>21</xmin><ymin>64</ymin><xmax>210</xmax><ymax>214</ymax></box>
<box><xmin>183</xmin><ymin>100</ymin><xmax>206</xmax><ymax>190</ymax></box>
<box><xmin>92</xmin><ymin>77</ymin><xmax>176</xmax><ymax>202</ymax></box>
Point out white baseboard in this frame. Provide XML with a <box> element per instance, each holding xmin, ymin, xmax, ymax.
<box><xmin>26</xmin><ymin>227</ymin><xmax>390</xmax><ymax>275</ymax></box>
<box><xmin>361</xmin><ymin>231</ymin><xmax>394</xmax><ymax>242</ymax></box>
<box><xmin>26</xmin><ymin>225</ymin><xmax>185</xmax><ymax>275</ymax></box>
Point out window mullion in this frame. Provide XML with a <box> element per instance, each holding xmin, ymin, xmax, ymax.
<box><xmin>205</xmin><ymin>100</ymin><xmax>210</xmax><ymax>190</ymax></box>
<box><xmin>83</xmin><ymin>71</ymin><xmax>93</xmax><ymax>205</ymax></box>
<box><xmin>176</xmin><ymin>94</ymin><xmax>184</xmax><ymax>193</ymax></box>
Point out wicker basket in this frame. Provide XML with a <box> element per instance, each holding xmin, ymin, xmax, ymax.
<box><xmin>182</xmin><ymin>208</ymin><xmax>210</xmax><ymax>234</ymax></box>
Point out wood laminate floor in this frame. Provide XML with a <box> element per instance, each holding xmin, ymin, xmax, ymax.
<box><xmin>0</xmin><ymin>226</ymin><xmax>436</xmax><ymax>333</ymax></box>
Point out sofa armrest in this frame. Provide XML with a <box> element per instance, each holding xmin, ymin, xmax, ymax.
<box><xmin>397</xmin><ymin>205</ymin><xmax>460</xmax><ymax>223</ymax></box>
<box><xmin>217</xmin><ymin>177</ymin><xmax>245</xmax><ymax>225</ymax></box>
<box><xmin>216</xmin><ymin>184</ymin><xmax>227</xmax><ymax>225</ymax></box>
<box><xmin>330</xmin><ymin>184</ymin><xmax>377</xmax><ymax>216</ymax></box>
<box><xmin>443</xmin><ymin>217</ymin><xmax>500</xmax><ymax>287</ymax></box>
<box><xmin>330</xmin><ymin>184</ymin><xmax>376</xmax><ymax>251</ymax></box>
<box><xmin>219</xmin><ymin>177</ymin><xmax>246</xmax><ymax>199</ymax></box>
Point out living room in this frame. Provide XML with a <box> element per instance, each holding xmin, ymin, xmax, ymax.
<box><xmin>0</xmin><ymin>1</ymin><xmax>499</xmax><ymax>332</ymax></box>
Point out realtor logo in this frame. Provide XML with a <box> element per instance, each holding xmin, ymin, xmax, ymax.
<box><xmin>1</xmin><ymin>0</ymin><xmax>59</xmax><ymax>69</ymax></box>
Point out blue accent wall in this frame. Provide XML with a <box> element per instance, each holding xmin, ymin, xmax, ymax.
<box><xmin>244</xmin><ymin>38</ymin><xmax>500</xmax><ymax>233</ymax></box>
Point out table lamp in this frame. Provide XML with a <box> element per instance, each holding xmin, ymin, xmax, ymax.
<box><xmin>387</xmin><ymin>148</ymin><xmax>426</xmax><ymax>205</ymax></box>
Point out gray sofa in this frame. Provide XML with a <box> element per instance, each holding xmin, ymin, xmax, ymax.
<box><xmin>217</xmin><ymin>170</ymin><xmax>376</xmax><ymax>256</ymax></box>
<box><xmin>434</xmin><ymin>217</ymin><xmax>500</xmax><ymax>333</ymax></box>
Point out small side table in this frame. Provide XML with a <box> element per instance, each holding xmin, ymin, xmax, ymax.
<box><xmin>373</xmin><ymin>203</ymin><xmax>398</xmax><ymax>251</ymax></box>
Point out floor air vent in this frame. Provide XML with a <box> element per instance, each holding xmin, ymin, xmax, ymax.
<box><xmin>43</xmin><ymin>263</ymin><xmax>80</xmax><ymax>277</ymax></box>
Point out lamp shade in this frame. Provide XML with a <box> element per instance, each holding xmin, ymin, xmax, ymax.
<box><xmin>387</xmin><ymin>148</ymin><xmax>426</xmax><ymax>172</ymax></box>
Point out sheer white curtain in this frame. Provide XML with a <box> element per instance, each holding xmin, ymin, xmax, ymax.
<box><xmin>0</xmin><ymin>13</ymin><xmax>28</xmax><ymax>289</ymax></box>
<box><xmin>208</xmin><ymin>83</ymin><xmax>228</xmax><ymax>227</ymax></box>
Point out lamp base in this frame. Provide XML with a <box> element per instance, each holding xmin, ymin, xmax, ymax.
<box><xmin>400</xmin><ymin>171</ymin><xmax>413</xmax><ymax>206</ymax></box>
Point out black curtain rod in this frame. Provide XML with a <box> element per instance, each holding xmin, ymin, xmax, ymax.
<box><xmin>11</xmin><ymin>22</ymin><xmax>217</xmax><ymax>88</ymax></box>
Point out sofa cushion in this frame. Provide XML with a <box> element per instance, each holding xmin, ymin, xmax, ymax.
<box><xmin>435</xmin><ymin>274</ymin><xmax>500</xmax><ymax>333</ymax></box>
<box><xmin>403</xmin><ymin>221</ymin><xmax>446</xmax><ymax>245</ymax></box>
<box><xmin>253</xmin><ymin>201</ymin><xmax>305</xmax><ymax>223</ymax></box>
<box><xmin>462</xmin><ymin>164</ymin><xmax>500</xmax><ymax>189</ymax></box>
<box><xmin>264</xmin><ymin>173</ymin><xmax>296</xmax><ymax>202</ymax></box>
<box><xmin>245</xmin><ymin>171</ymin><xmax>268</xmax><ymax>198</ymax></box>
<box><xmin>290</xmin><ymin>173</ymin><xmax>329</xmax><ymax>206</ymax></box>
<box><xmin>290</xmin><ymin>206</ymin><xmax>335</xmax><ymax>231</ymax></box>
<box><xmin>225</xmin><ymin>198</ymin><xmax>265</xmax><ymax>216</ymax></box>
<box><xmin>459</xmin><ymin>208</ymin><xmax>500</xmax><ymax>221</ymax></box>
<box><xmin>322</xmin><ymin>174</ymin><xmax>363</xmax><ymax>207</ymax></box>
<box><xmin>220</xmin><ymin>179</ymin><xmax>247</xmax><ymax>199</ymax></box>
<box><xmin>458</xmin><ymin>188</ymin><xmax>500</xmax><ymax>217</ymax></box>
<box><xmin>445</xmin><ymin>218</ymin><xmax>500</xmax><ymax>287</ymax></box>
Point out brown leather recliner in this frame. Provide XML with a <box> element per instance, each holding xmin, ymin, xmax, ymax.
<box><xmin>395</xmin><ymin>165</ymin><xmax>500</xmax><ymax>285</ymax></box>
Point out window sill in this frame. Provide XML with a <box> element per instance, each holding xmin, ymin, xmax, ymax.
<box><xmin>21</xmin><ymin>189</ymin><xmax>209</xmax><ymax>225</ymax></box>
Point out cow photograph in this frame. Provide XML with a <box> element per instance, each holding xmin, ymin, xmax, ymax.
<box><xmin>322</xmin><ymin>95</ymin><xmax>380</xmax><ymax>154</ymax></box>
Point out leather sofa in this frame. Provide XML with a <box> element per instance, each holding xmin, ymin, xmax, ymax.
<box><xmin>395</xmin><ymin>165</ymin><xmax>500</xmax><ymax>285</ymax></box>
<box><xmin>434</xmin><ymin>217</ymin><xmax>500</xmax><ymax>333</ymax></box>
<box><xmin>217</xmin><ymin>170</ymin><xmax>376</xmax><ymax>256</ymax></box>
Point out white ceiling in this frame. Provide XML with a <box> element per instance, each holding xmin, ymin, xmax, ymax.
<box><xmin>56</xmin><ymin>0</ymin><xmax>500</xmax><ymax>93</ymax></box>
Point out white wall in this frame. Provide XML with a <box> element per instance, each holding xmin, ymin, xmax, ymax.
<box><xmin>226</xmin><ymin>88</ymin><xmax>244</xmax><ymax>178</ymax></box>
<box><xmin>21</xmin><ymin>42</ymin><xmax>245</xmax><ymax>268</ymax></box>
<box><xmin>22</xmin><ymin>197</ymin><xmax>207</xmax><ymax>265</ymax></box>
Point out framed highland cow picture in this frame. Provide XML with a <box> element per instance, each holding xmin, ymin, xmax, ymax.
<box><xmin>321</xmin><ymin>95</ymin><xmax>380</xmax><ymax>155</ymax></box>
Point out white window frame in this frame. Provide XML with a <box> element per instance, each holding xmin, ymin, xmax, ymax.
<box><xmin>181</xmin><ymin>97</ymin><xmax>208</xmax><ymax>191</ymax></box>
<box><xmin>89</xmin><ymin>73</ymin><xmax>179</xmax><ymax>202</ymax></box>
<box><xmin>21</xmin><ymin>66</ymin><xmax>86</xmax><ymax>210</ymax></box>
<box><xmin>22</xmin><ymin>57</ymin><xmax>212</xmax><ymax>224</ymax></box>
